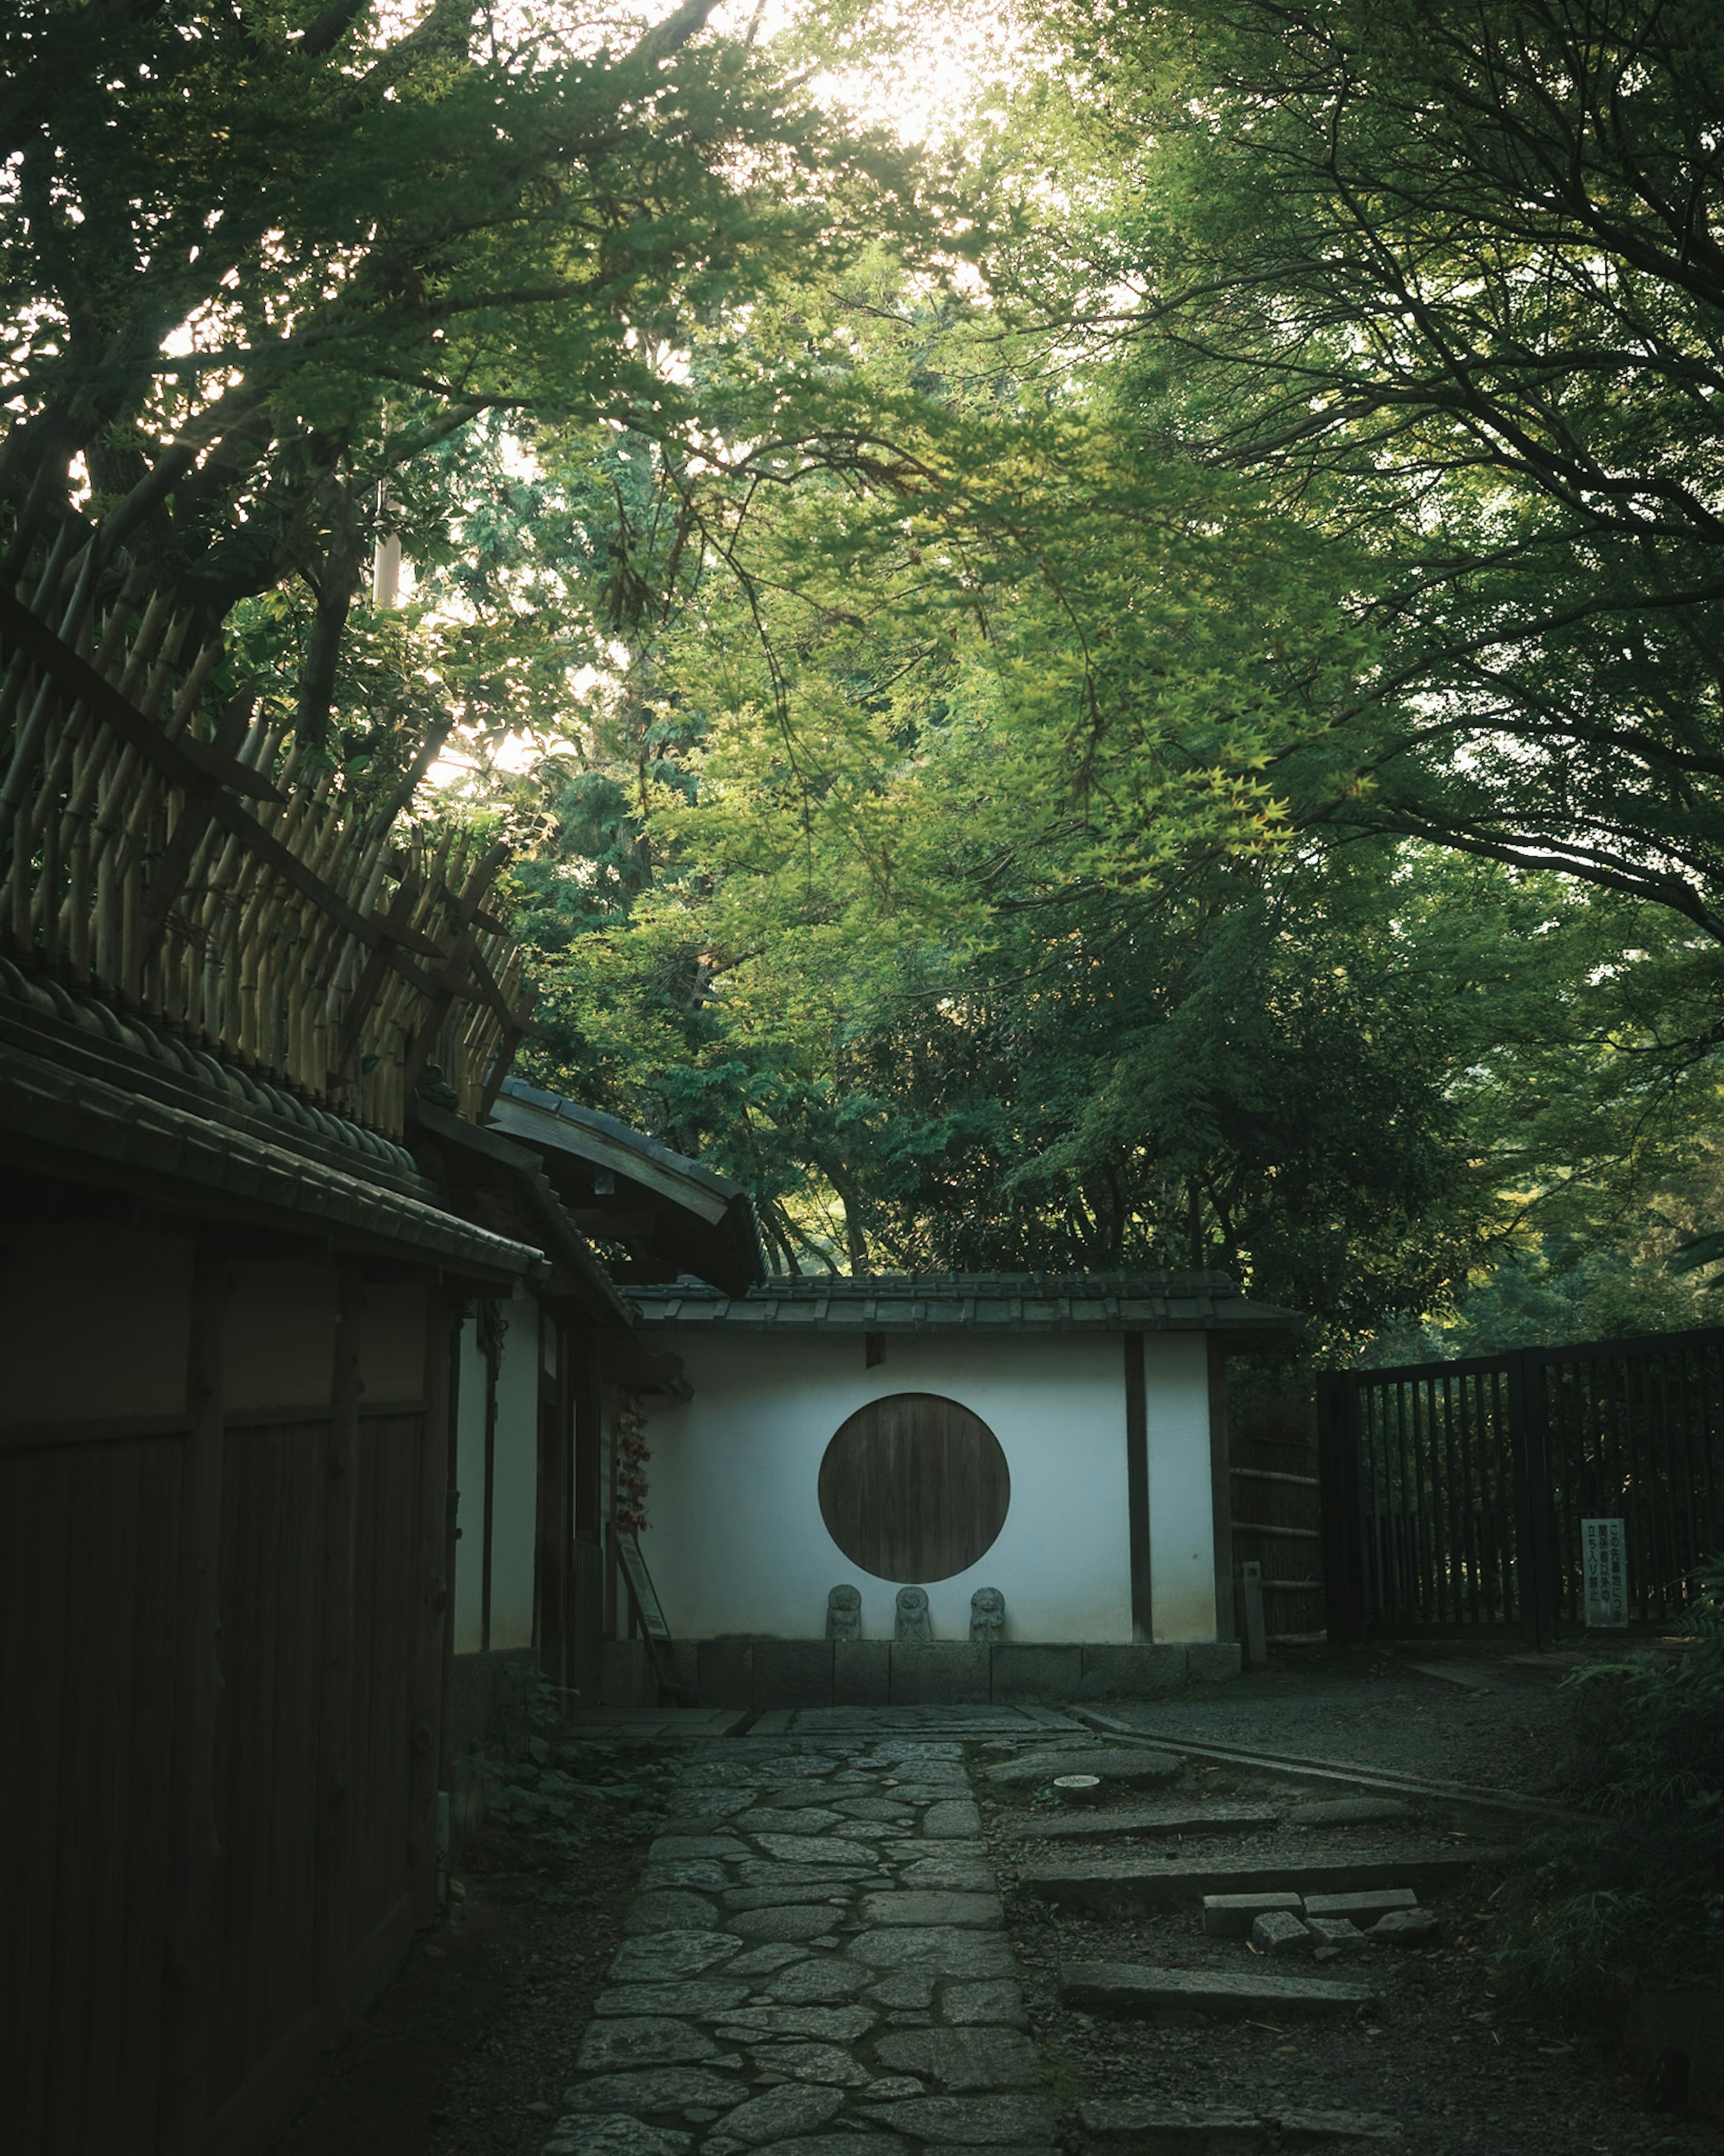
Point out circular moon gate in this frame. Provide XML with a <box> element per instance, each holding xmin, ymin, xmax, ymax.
<box><xmin>818</xmin><ymin>1392</ymin><xmax>1010</xmax><ymax>1584</ymax></box>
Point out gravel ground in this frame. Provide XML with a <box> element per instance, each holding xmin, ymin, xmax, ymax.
<box><xmin>979</xmin><ymin>1728</ymin><xmax>1717</xmax><ymax>2156</ymax></box>
<box><xmin>1096</xmin><ymin>1657</ymin><xmax>1580</xmax><ymax>1794</ymax></box>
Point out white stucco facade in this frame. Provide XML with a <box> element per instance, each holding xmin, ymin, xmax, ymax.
<box><xmin>637</xmin><ymin>1328</ymin><xmax>1219</xmax><ymax>1645</ymax></box>
<box><xmin>453</xmin><ymin>1282</ymin><xmax>542</xmax><ymax>1655</ymax></box>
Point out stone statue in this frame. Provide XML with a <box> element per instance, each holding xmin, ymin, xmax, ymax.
<box><xmin>826</xmin><ymin>1583</ymin><xmax>862</xmax><ymax>1642</ymax></box>
<box><xmin>895</xmin><ymin>1585</ymin><xmax>932</xmax><ymax>1644</ymax></box>
<box><xmin>970</xmin><ymin>1586</ymin><xmax>1005</xmax><ymax>1645</ymax></box>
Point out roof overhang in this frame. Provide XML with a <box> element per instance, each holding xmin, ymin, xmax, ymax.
<box><xmin>490</xmin><ymin>1079</ymin><xmax>764</xmax><ymax>1296</ymax></box>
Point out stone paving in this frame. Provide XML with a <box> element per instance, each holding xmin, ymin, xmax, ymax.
<box><xmin>543</xmin><ymin>1733</ymin><xmax>1059</xmax><ymax>2156</ymax></box>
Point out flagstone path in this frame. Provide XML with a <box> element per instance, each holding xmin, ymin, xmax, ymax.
<box><xmin>543</xmin><ymin>1733</ymin><xmax>1060</xmax><ymax>2156</ymax></box>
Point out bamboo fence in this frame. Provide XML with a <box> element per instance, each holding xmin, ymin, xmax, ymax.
<box><xmin>0</xmin><ymin>520</ymin><xmax>534</xmax><ymax>1138</ymax></box>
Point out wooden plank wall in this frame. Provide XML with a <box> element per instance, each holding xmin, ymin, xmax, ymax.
<box><xmin>0</xmin><ymin>1231</ymin><xmax>451</xmax><ymax>2156</ymax></box>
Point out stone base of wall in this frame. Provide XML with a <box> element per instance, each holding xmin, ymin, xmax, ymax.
<box><xmin>598</xmin><ymin>1637</ymin><xmax>1241</xmax><ymax>1708</ymax></box>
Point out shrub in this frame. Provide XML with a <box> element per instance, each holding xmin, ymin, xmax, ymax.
<box><xmin>1494</xmin><ymin>1557</ymin><xmax>1724</xmax><ymax>2019</ymax></box>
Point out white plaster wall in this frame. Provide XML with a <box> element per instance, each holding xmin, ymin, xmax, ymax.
<box><xmin>453</xmin><ymin>1313</ymin><xmax>490</xmax><ymax>1655</ymax></box>
<box><xmin>1144</xmin><ymin>1334</ymin><xmax>1218</xmax><ymax>1644</ymax></box>
<box><xmin>637</xmin><ymin>1331</ymin><xmax>1218</xmax><ymax>1645</ymax></box>
<box><xmin>452</xmin><ymin>1288</ymin><xmax>543</xmax><ymax>1654</ymax></box>
<box><xmin>488</xmin><ymin>1286</ymin><xmax>541</xmax><ymax>1651</ymax></box>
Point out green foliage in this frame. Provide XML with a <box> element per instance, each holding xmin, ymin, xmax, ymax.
<box><xmin>1495</xmin><ymin>1560</ymin><xmax>1724</xmax><ymax>2017</ymax></box>
<box><xmin>1013</xmin><ymin>0</ymin><xmax>1724</xmax><ymax>939</ymax></box>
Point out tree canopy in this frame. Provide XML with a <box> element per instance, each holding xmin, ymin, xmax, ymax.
<box><xmin>9</xmin><ymin>0</ymin><xmax>1723</xmax><ymax>1355</ymax></box>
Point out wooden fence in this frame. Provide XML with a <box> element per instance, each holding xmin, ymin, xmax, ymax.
<box><xmin>1319</xmin><ymin>1327</ymin><xmax>1724</xmax><ymax>1643</ymax></box>
<box><xmin>0</xmin><ymin>524</ymin><xmax>533</xmax><ymax>1134</ymax></box>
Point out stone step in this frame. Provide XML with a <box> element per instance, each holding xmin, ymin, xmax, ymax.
<box><xmin>985</xmin><ymin>1748</ymin><xmax>1182</xmax><ymax>1788</ymax></box>
<box><xmin>1023</xmin><ymin>1846</ymin><xmax>1492</xmax><ymax>1913</ymax></box>
<box><xmin>1081</xmin><ymin>2097</ymin><xmax>1400</xmax><ymax>2148</ymax></box>
<box><xmin>1061</xmin><ymin>1960</ymin><xmax>1378</xmax><ymax>2019</ymax></box>
<box><xmin>1013</xmin><ymin>1805</ymin><xmax>1280</xmax><ymax>1843</ymax></box>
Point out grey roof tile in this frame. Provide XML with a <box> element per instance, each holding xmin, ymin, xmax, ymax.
<box><xmin>625</xmin><ymin>1270</ymin><xmax>1302</xmax><ymax>1336</ymax></box>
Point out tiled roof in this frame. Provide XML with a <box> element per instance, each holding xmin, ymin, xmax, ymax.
<box><xmin>627</xmin><ymin>1271</ymin><xmax>1303</xmax><ymax>1336</ymax></box>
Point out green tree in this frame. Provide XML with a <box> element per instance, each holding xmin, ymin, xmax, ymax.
<box><xmin>1017</xmin><ymin>0</ymin><xmax>1724</xmax><ymax>939</ymax></box>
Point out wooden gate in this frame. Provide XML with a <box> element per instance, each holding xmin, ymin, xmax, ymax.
<box><xmin>0</xmin><ymin>1241</ymin><xmax>463</xmax><ymax>2155</ymax></box>
<box><xmin>1318</xmin><ymin>1327</ymin><xmax>1724</xmax><ymax>1642</ymax></box>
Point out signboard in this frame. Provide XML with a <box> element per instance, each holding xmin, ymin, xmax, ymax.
<box><xmin>616</xmin><ymin>1532</ymin><xmax>672</xmax><ymax>1641</ymax></box>
<box><xmin>1582</xmin><ymin>1517</ymin><xmax>1629</xmax><ymax>1628</ymax></box>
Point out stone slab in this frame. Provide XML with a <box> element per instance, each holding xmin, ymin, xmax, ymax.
<box><xmin>1302</xmin><ymin>1888</ymin><xmax>1417</xmax><ymax>1921</ymax></box>
<box><xmin>702</xmin><ymin>2083</ymin><xmax>845</xmax><ymax>2147</ymax></box>
<box><xmin>722</xmin><ymin>1886</ymin><xmax>854</xmax><ymax>1914</ymax></box>
<box><xmin>1060</xmin><ymin>1962</ymin><xmax>1377</xmax><ymax>2019</ymax></box>
<box><xmin>625</xmin><ymin>1892</ymin><xmax>720</xmax><ymax>1935</ymax></box>
<box><xmin>744</xmin><ymin>2140</ymin><xmax>904</xmax><ymax>2156</ymax></box>
<box><xmin>833</xmin><ymin>1640</ymin><xmax>893</xmax><ymax>1706</ymax></box>
<box><xmin>1187</xmin><ymin>1642</ymin><xmax>1243</xmax><ymax>1683</ymax></box>
<box><xmin>1080</xmin><ymin>2100</ymin><xmax>1399</xmax><ymax>2149</ymax></box>
<box><xmin>743</xmin><ymin>2042</ymin><xmax>873</xmax><ymax>2086</ymax></box>
<box><xmin>942</xmin><ymin>1979</ymin><xmax>1029</xmax><ymax>2028</ymax></box>
<box><xmin>847</xmin><ymin>1928</ymin><xmax>1015</xmax><ymax>1979</ymax></box>
<box><xmin>889</xmin><ymin>1646</ymin><xmax>992</xmax><ymax>1706</ymax></box>
<box><xmin>1250</xmin><ymin>1911</ymin><xmax>1312</xmax><ymax>1955</ymax></box>
<box><xmin>563</xmin><ymin>2069</ymin><xmax>749</xmax><ymax>2114</ymax></box>
<box><xmin>921</xmin><ymin>1800</ymin><xmax>983</xmax><ymax>1839</ymax></box>
<box><xmin>541</xmin><ymin>2119</ymin><xmax>694</xmax><ymax>2156</ymax></box>
<box><xmin>594</xmin><ymin>1983</ymin><xmax>754</xmax><ymax>2018</ymax></box>
<box><xmin>985</xmin><ymin>1749</ymin><xmax>1181</xmax><ymax>1788</ymax></box>
<box><xmin>895</xmin><ymin>1861</ymin><xmax>996</xmax><ymax>1891</ymax></box>
<box><xmin>609</xmin><ymin>1933</ymin><xmax>746</xmax><ymax>1982</ymax></box>
<box><xmin>1202</xmin><ymin>1892</ymin><xmax>1305</xmax><ymax>1939</ymax></box>
<box><xmin>750</xmin><ymin>1835</ymin><xmax>880</xmax><ymax>1867</ymax></box>
<box><xmin>651</xmin><ymin>1836</ymin><xmax>752</xmax><ymax>1862</ymax></box>
<box><xmin>1077</xmin><ymin>1644</ymin><xmax>1189</xmax><ymax>1696</ymax></box>
<box><xmin>698</xmin><ymin>2078</ymin><xmax>840</xmax><ymax>2147</ymax></box>
<box><xmin>762</xmin><ymin>1961</ymin><xmax>869</xmax><ymax>2003</ymax></box>
<box><xmin>990</xmin><ymin>1645</ymin><xmax>1083</xmax><ymax>1703</ymax></box>
<box><xmin>1014</xmin><ymin>1806</ymin><xmax>1279</xmax><ymax>1843</ymax></box>
<box><xmin>751</xmin><ymin>1641</ymin><xmax>836</xmax><ymax>1709</ymax></box>
<box><xmin>1027</xmin><ymin>1850</ymin><xmax>1488</xmax><ymax>1912</ymax></box>
<box><xmin>858</xmin><ymin>2097</ymin><xmax>1055</xmax><ymax>2143</ymax></box>
<box><xmin>1368</xmin><ymin>1908</ymin><xmax>1440</xmax><ymax>1943</ymax></box>
<box><xmin>867</xmin><ymin>1971</ymin><xmax>936</xmax><ymax>2009</ymax></box>
<box><xmin>732</xmin><ymin>1808</ymin><xmax>846</xmax><ymax>1837</ymax></box>
<box><xmin>713</xmin><ymin>2005</ymin><xmax>878</xmax><ymax>2041</ymax></box>
<box><xmin>577</xmin><ymin>2019</ymin><xmax>720</xmax><ymax>2072</ymax></box>
<box><xmin>643</xmin><ymin>1861</ymin><xmax>732</xmax><ymax>1892</ymax></box>
<box><xmin>1292</xmin><ymin>1799</ymin><xmax>1414</xmax><ymax>1827</ymax></box>
<box><xmin>872</xmin><ymin>2026</ymin><xmax>1043</xmax><ymax>2090</ymax></box>
<box><xmin>735</xmin><ymin>1864</ymin><xmax>872</xmax><ymax>1888</ymax></box>
<box><xmin>726</xmin><ymin>1944</ymin><xmax>809</xmax><ymax>1976</ymax></box>
<box><xmin>730</xmin><ymin>1904</ymin><xmax>842</xmax><ymax>1942</ymax></box>
<box><xmin>860</xmin><ymin>1891</ymin><xmax>1003</xmax><ymax>1930</ymax></box>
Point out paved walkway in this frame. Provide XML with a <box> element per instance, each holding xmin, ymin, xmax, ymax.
<box><xmin>545</xmin><ymin>1733</ymin><xmax>1058</xmax><ymax>2156</ymax></box>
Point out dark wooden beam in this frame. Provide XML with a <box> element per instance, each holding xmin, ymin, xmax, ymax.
<box><xmin>1125</xmin><ymin>1332</ymin><xmax>1153</xmax><ymax>1644</ymax></box>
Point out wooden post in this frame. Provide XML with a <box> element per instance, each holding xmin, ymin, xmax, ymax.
<box><xmin>157</xmin><ymin>1252</ymin><xmax>228</xmax><ymax>2153</ymax></box>
<box><xmin>411</xmin><ymin>1284</ymin><xmax>455</xmax><ymax>1929</ymax></box>
<box><xmin>1124</xmin><ymin>1332</ymin><xmax>1153</xmax><ymax>1642</ymax></box>
<box><xmin>1236</xmin><ymin>1559</ymin><xmax>1269</xmax><ymax>1667</ymax></box>
<box><xmin>437</xmin><ymin>1293</ymin><xmax>465</xmax><ymax>1905</ymax></box>
<box><xmin>1206</xmin><ymin>1336</ymin><xmax>1236</xmax><ymax>1643</ymax></box>
<box><xmin>1315</xmin><ymin>1374</ymin><xmax>1368</xmax><ymax>1645</ymax></box>
<box><xmin>1509</xmin><ymin>1348</ymin><xmax>1560</xmax><ymax>1645</ymax></box>
<box><xmin>314</xmin><ymin>1274</ymin><xmax>361</xmax><ymax>2037</ymax></box>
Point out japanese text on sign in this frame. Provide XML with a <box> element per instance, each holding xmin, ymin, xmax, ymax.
<box><xmin>1582</xmin><ymin>1517</ymin><xmax>1629</xmax><ymax>1629</ymax></box>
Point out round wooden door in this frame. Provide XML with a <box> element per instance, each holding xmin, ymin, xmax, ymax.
<box><xmin>818</xmin><ymin>1392</ymin><xmax>1010</xmax><ymax>1583</ymax></box>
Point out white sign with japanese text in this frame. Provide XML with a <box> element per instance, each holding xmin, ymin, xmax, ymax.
<box><xmin>1581</xmin><ymin>1517</ymin><xmax>1629</xmax><ymax>1628</ymax></box>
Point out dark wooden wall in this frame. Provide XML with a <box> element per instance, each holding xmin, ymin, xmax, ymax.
<box><xmin>0</xmin><ymin>1228</ymin><xmax>453</xmax><ymax>2156</ymax></box>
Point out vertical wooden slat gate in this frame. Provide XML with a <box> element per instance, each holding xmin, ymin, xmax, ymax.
<box><xmin>1319</xmin><ymin>1327</ymin><xmax>1724</xmax><ymax>1642</ymax></box>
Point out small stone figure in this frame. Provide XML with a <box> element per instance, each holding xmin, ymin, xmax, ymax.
<box><xmin>970</xmin><ymin>1585</ymin><xmax>1005</xmax><ymax>1645</ymax></box>
<box><xmin>826</xmin><ymin>1583</ymin><xmax>862</xmax><ymax>1642</ymax></box>
<box><xmin>895</xmin><ymin>1585</ymin><xmax>932</xmax><ymax>1644</ymax></box>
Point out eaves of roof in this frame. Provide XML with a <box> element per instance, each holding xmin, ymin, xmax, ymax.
<box><xmin>0</xmin><ymin>1040</ymin><xmax>546</xmax><ymax>1290</ymax></box>
<box><xmin>626</xmin><ymin>1272</ymin><xmax>1305</xmax><ymax>1339</ymax></box>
